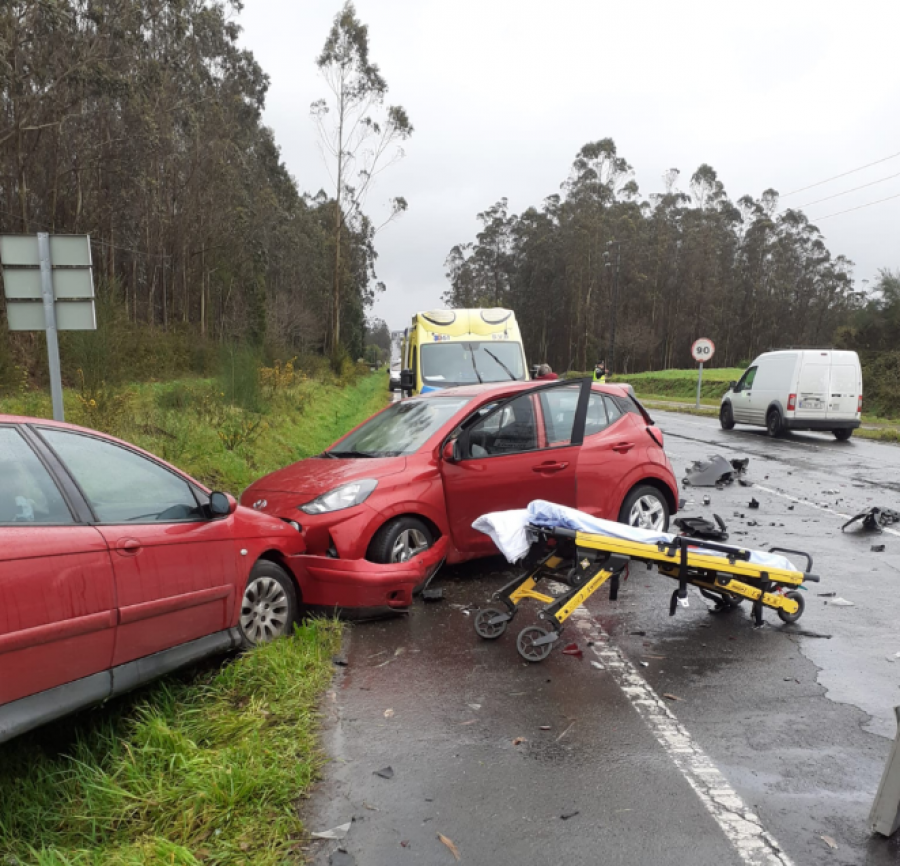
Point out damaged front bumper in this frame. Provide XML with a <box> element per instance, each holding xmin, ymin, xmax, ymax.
<box><xmin>287</xmin><ymin>536</ymin><xmax>448</xmax><ymax>620</ymax></box>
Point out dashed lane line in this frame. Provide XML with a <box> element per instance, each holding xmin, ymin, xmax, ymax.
<box><xmin>577</xmin><ymin>610</ymin><xmax>795</xmax><ymax>866</ymax></box>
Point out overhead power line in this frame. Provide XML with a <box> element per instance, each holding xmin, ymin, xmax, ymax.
<box><xmin>797</xmin><ymin>170</ymin><xmax>900</xmax><ymax>209</ymax></box>
<box><xmin>781</xmin><ymin>149</ymin><xmax>900</xmax><ymax>199</ymax></box>
<box><xmin>809</xmin><ymin>190</ymin><xmax>900</xmax><ymax>222</ymax></box>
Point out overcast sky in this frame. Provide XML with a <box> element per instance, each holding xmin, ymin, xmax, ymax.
<box><xmin>238</xmin><ymin>0</ymin><xmax>900</xmax><ymax>331</ymax></box>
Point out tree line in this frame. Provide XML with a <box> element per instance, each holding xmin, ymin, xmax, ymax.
<box><xmin>443</xmin><ymin>138</ymin><xmax>866</xmax><ymax>373</ymax></box>
<box><xmin>1</xmin><ymin>0</ymin><xmax>403</xmax><ymax>380</ymax></box>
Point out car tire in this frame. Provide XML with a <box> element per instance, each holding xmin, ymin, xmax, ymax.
<box><xmin>720</xmin><ymin>403</ymin><xmax>735</xmax><ymax>430</ymax></box>
<box><xmin>833</xmin><ymin>428</ymin><xmax>853</xmax><ymax>441</ymax></box>
<box><xmin>618</xmin><ymin>485</ymin><xmax>670</xmax><ymax>532</ymax></box>
<box><xmin>766</xmin><ymin>408</ymin><xmax>783</xmax><ymax>438</ymax></box>
<box><xmin>239</xmin><ymin>561</ymin><xmax>298</xmax><ymax>647</ymax></box>
<box><xmin>368</xmin><ymin>516</ymin><xmax>434</xmax><ymax>564</ymax></box>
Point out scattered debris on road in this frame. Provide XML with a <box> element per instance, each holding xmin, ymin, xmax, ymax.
<box><xmin>311</xmin><ymin>821</ymin><xmax>352</xmax><ymax>840</ymax></box>
<box><xmin>467</xmin><ymin>703</ymin><xmax>481</xmax><ymax>711</ymax></box>
<box><xmin>562</xmin><ymin>643</ymin><xmax>583</xmax><ymax>659</ymax></box>
<box><xmin>842</xmin><ymin>507</ymin><xmax>900</xmax><ymax>533</ymax></box>
<box><xmin>329</xmin><ymin>850</ymin><xmax>356</xmax><ymax>866</ymax></box>
<box><xmin>872</xmin><ymin>544</ymin><xmax>886</xmax><ymax>553</ymax></box>
<box><xmin>749</xmin><ymin>498</ymin><xmax>760</xmax><ymax>509</ymax></box>
<box><xmin>422</xmin><ymin>588</ymin><xmax>445</xmax><ymax>602</ymax></box>
<box><xmin>818</xmin><ymin>592</ymin><xmax>837</xmax><ymax>597</ymax></box>
<box><xmin>332</xmin><ymin>657</ymin><xmax>349</xmax><ymax>667</ymax></box>
<box><xmin>821</xmin><ymin>835</ymin><xmax>839</xmax><ymax>850</ymax></box>
<box><xmin>383</xmin><ymin>708</ymin><xmax>394</xmax><ymax>719</ymax></box>
<box><xmin>590</xmin><ymin>661</ymin><xmax>604</xmax><ymax>671</ymax></box>
<box><xmin>683</xmin><ymin>455</ymin><xmax>750</xmax><ymax>487</ymax></box>
<box><xmin>512</xmin><ymin>736</ymin><xmax>527</xmax><ymax>745</ymax></box>
<box><xmin>437</xmin><ymin>833</ymin><xmax>461</xmax><ymax>861</ymax></box>
<box><xmin>560</xmin><ymin>810</ymin><xmax>580</xmax><ymax>820</ymax></box>
<box><xmin>663</xmin><ymin>693</ymin><xmax>683</xmax><ymax>701</ymax></box>
<box><xmin>674</xmin><ymin>514</ymin><xmax>729</xmax><ymax>541</ymax></box>
<box><xmin>826</xmin><ymin>597</ymin><xmax>855</xmax><ymax>607</ymax></box>
<box><xmin>374</xmin><ymin>766</ymin><xmax>394</xmax><ymax>780</ymax></box>
<box><xmin>540</xmin><ymin>725</ymin><xmax>551</xmax><ymax>730</ymax></box>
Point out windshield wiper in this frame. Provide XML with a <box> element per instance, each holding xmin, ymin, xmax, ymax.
<box><xmin>327</xmin><ymin>450</ymin><xmax>379</xmax><ymax>458</ymax></box>
<box><xmin>468</xmin><ymin>347</ymin><xmax>483</xmax><ymax>384</ymax></box>
<box><xmin>483</xmin><ymin>348</ymin><xmax>517</xmax><ymax>381</ymax></box>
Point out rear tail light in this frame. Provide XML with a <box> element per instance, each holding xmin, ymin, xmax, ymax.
<box><xmin>858</xmin><ymin>395</ymin><xmax>863</xmax><ymax>413</ymax></box>
<box><xmin>787</xmin><ymin>393</ymin><xmax>796</xmax><ymax>412</ymax></box>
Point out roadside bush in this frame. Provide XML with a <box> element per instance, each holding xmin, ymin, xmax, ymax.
<box><xmin>859</xmin><ymin>351</ymin><xmax>900</xmax><ymax>418</ymax></box>
<box><xmin>218</xmin><ymin>344</ymin><xmax>268</xmax><ymax>414</ymax></box>
<box><xmin>73</xmin><ymin>370</ymin><xmax>134</xmax><ymax>437</ymax></box>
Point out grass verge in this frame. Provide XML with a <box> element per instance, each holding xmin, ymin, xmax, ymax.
<box><xmin>0</xmin><ymin>621</ymin><xmax>342</xmax><ymax>866</ymax></box>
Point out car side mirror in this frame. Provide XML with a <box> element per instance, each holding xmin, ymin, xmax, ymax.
<box><xmin>442</xmin><ymin>440</ymin><xmax>457</xmax><ymax>463</ymax></box>
<box><xmin>209</xmin><ymin>491</ymin><xmax>236</xmax><ymax>517</ymax></box>
<box><xmin>400</xmin><ymin>369</ymin><xmax>415</xmax><ymax>391</ymax></box>
<box><xmin>729</xmin><ymin>380</ymin><xmax>738</xmax><ymax>391</ymax></box>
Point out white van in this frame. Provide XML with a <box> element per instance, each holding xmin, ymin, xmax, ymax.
<box><xmin>720</xmin><ymin>350</ymin><xmax>862</xmax><ymax>440</ymax></box>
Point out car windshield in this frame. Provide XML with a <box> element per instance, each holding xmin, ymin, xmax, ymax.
<box><xmin>330</xmin><ymin>396</ymin><xmax>472</xmax><ymax>457</ymax></box>
<box><xmin>421</xmin><ymin>341</ymin><xmax>525</xmax><ymax>386</ymax></box>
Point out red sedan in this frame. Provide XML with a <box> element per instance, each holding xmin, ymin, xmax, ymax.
<box><xmin>241</xmin><ymin>378</ymin><xmax>678</xmax><ymax>616</ymax></box>
<box><xmin>0</xmin><ymin>416</ymin><xmax>307</xmax><ymax>744</ymax></box>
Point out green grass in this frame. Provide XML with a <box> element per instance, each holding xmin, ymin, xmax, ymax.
<box><xmin>0</xmin><ymin>370</ymin><xmax>390</xmax><ymax>494</ymax></box>
<box><xmin>0</xmin><ymin>621</ymin><xmax>342</xmax><ymax>866</ymax></box>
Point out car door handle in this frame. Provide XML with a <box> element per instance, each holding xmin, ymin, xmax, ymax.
<box><xmin>116</xmin><ymin>538</ymin><xmax>142</xmax><ymax>556</ymax></box>
<box><xmin>611</xmin><ymin>442</ymin><xmax>635</xmax><ymax>454</ymax></box>
<box><xmin>532</xmin><ymin>461</ymin><xmax>569</xmax><ymax>473</ymax></box>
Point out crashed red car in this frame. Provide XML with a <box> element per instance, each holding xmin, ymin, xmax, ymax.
<box><xmin>0</xmin><ymin>415</ymin><xmax>307</xmax><ymax>744</ymax></box>
<box><xmin>241</xmin><ymin>378</ymin><xmax>678</xmax><ymax>616</ymax></box>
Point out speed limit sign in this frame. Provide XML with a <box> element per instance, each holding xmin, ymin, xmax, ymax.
<box><xmin>691</xmin><ymin>338</ymin><xmax>715</xmax><ymax>363</ymax></box>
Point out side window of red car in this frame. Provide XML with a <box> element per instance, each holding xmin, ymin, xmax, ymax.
<box><xmin>39</xmin><ymin>429</ymin><xmax>203</xmax><ymax>524</ymax></box>
<box><xmin>466</xmin><ymin>394</ymin><xmax>538</xmax><ymax>457</ymax></box>
<box><xmin>0</xmin><ymin>427</ymin><xmax>73</xmax><ymax>525</ymax></box>
<box><xmin>584</xmin><ymin>393</ymin><xmax>610</xmax><ymax>437</ymax></box>
<box><xmin>538</xmin><ymin>384</ymin><xmax>582</xmax><ymax>445</ymax></box>
<box><xmin>603</xmin><ymin>394</ymin><xmax>624</xmax><ymax>426</ymax></box>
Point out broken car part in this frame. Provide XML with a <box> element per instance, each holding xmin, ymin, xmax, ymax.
<box><xmin>842</xmin><ymin>507</ymin><xmax>900</xmax><ymax>533</ymax></box>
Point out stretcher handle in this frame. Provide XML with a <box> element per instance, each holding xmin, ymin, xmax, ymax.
<box><xmin>547</xmin><ymin>526</ymin><xmax>577</xmax><ymax>539</ymax></box>
<box><xmin>674</xmin><ymin>536</ymin><xmax>751</xmax><ymax>561</ymax></box>
<box><xmin>768</xmin><ymin>546</ymin><xmax>813</xmax><ymax>573</ymax></box>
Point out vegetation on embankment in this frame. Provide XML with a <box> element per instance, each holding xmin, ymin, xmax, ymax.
<box><xmin>0</xmin><ymin>621</ymin><xmax>342</xmax><ymax>866</ymax></box>
<box><xmin>0</xmin><ymin>360</ymin><xmax>389</xmax><ymax>494</ymax></box>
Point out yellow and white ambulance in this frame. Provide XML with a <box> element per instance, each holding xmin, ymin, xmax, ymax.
<box><xmin>400</xmin><ymin>308</ymin><xmax>529</xmax><ymax>395</ymax></box>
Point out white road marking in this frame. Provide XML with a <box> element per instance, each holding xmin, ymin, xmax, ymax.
<box><xmin>585</xmin><ymin>618</ymin><xmax>795</xmax><ymax>866</ymax></box>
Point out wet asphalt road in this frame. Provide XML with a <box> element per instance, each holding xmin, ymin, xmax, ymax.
<box><xmin>306</xmin><ymin>412</ymin><xmax>900</xmax><ymax>866</ymax></box>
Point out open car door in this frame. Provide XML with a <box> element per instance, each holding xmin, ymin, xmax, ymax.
<box><xmin>440</xmin><ymin>379</ymin><xmax>591</xmax><ymax>556</ymax></box>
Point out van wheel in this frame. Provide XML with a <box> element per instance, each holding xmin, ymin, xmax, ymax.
<box><xmin>720</xmin><ymin>403</ymin><xmax>735</xmax><ymax>430</ymax></box>
<box><xmin>766</xmin><ymin>409</ymin><xmax>783</xmax><ymax>438</ymax></box>
<box><xmin>833</xmin><ymin>428</ymin><xmax>853</xmax><ymax>441</ymax></box>
<box><xmin>369</xmin><ymin>517</ymin><xmax>434</xmax><ymax>564</ymax></box>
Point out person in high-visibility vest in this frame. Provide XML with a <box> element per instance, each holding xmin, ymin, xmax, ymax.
<box><xmin>593</xmin><ymin>360</ymin><xmax>608</xmax><ymax>383</ymax></box>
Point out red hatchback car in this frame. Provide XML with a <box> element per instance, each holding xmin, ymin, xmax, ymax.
<box><xmin>241</xmin><ymin>378</ymin><xmax>678</xmax><ymax>616</ymax></box>
<box><xmin>0</xmin><ymin>416</ymin><xmax>308</xmax><ymax>744</ymax></box>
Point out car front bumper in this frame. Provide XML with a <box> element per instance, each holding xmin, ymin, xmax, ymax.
<box><xmin>286</xmin><ymin>536</ymin><xmax>447</xmax><ymax>619</ymax></box>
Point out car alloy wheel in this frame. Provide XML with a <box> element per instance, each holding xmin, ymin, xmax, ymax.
<box><xmin>391</xmin><ymin>528</ymin><xmax>430</xmax><ymax>563</ymax></box>
<box><xmin>628</xmin><ymin>494</ymin><xmax>666</xmax><ymax>530</ymax></box>
<box><xmin>241</xmin><ymin>575</ymin><xmax>290</xmax><ymax>644</ymax></box>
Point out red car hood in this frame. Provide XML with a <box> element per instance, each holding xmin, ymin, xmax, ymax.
<box><xmin>244</xmin><ymin>455</ymin><xmax>408</xmax><ymax>499</ymax></box>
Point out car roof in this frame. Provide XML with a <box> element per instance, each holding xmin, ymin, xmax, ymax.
<box><xmin>418</xmin><ymin>378</ymin><xmax>624</xmax><ymax>400</ymax></box>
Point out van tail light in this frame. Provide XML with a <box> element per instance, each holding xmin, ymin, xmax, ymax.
<box><xmin>858</xmin><ymin>395</ymin><xmax>863</xmax><ymax>413</ymax></box>
<box><xmin>787</xmin><ymin>393</ymin><xmax>796</xmax><ymax>412</ymax></box>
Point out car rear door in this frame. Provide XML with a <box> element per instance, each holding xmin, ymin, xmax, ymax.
<box><xmin>0</xmin><ymin>425</ymin><xmax>116</xmax><ymax>710</ymax></box>
<box><xmin>37</xmin><ymin>427</ymin><xmax>239</xmax><ymax>667</ymax></box>
<box><xmin>440</xmin><ymin>380</ymin><xmax>588</xmax><ymax>555</ymax></box>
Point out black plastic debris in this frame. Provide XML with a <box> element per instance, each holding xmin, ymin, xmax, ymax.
<box><xmin>329</xmin><ymin>851</ymin><xmax>357</xmax><ymax>866</ymax></box>
<box><xmin>374</xmin><ymin>767</ymin><xmax>395</xmax><ymax>780</ymax></box>
<box><xmin>702</xmin><ymin>495</ymin><xmax>711</xmax><ymax>506</ymax></box>
<box><xmin>674</xmin><ymin>514</ymin><xmax>729</xmax><ymax>541</ymax></box>
<box><xmin>842</xmin><ymin>507</ymin><xmax>900</xmax><ymax>533</ymax></box>
<box><xmin>749</xmin><ymin>498</ymin><xmax>760</xmax><ymax>509</ymax></box>
<box><xmin>738</xmin><ymin>478</ymin><xmax>753</xmax><ymax>488</ymax></box>
<box><xmin>748</xmin><ymin>520</ymin><xmax>758</xmax><ymax>527</ymax></box>
<box><xmin>332</xmin><ymin>657</ymin><xmax>349</xmax><ymax>667</ymax></box>
<box><xmin>560</xmin><ymin>811</ymin><xmax>580</xmax><ymax>820</ymax></box>
<box><xmin>422</xmin><ymin>588</ymin><xmax>444</xmax><ymax>602</ymax></box>
<box><xmin>872</xmin><ymin>544</ymin><xmax>886</xmax><ymax>553</ymax></box>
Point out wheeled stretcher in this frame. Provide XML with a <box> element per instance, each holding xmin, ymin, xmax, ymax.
<box><xmin>471</xmin><ymin>501</ymin><xmax>820</xmax><ymax>663</ymax></box>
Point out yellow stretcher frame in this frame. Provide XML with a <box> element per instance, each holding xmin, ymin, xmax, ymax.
<box><xmin>473</xmin><ymin>526</ymin><xmax>819</xmax><ymax>663</ymax></box>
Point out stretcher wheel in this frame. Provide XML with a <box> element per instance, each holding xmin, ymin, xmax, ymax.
<box><xmin>517</xmin><ymin>626</ymin><xmax>554</xmax><ymax>663</ymax></box>
<box><xmin>724</xmin><ymin>593</ymin><xmax>745</xmax><ymax>608</ymax></box>
<box><xmin>777</xmin><ymin>590</ymin><xmax>805</xmax><ymax>623</ymax></box>
<box><xmin>474</xmin><ymin>607</ymin><xmax>509</xmax><ymax>640</ymax></box>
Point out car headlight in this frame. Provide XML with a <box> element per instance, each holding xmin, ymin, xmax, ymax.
<box><xmin>299</xmin><ymin>479</ymin><xmax>378</xmax><ymax>515</ymax></box>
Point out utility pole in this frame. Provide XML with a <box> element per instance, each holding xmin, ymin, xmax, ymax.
<box><xmin>604</xmin><ymin>240</ymin><xmax>622</xmax><ymax>373</ymax></box>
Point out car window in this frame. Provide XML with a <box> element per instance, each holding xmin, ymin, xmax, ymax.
<box><xmin>40</xmin><ymin>429</ymin><xmax>203</xmax><ymax>524</ymax></box>
<box><xmin>603</xmin><ymin>394</ymin><xmax>624</xmax><ymax>425</ymax></box>
<box><xmin>335</xmin><ymin>396</ymin><xmax>471</xmax><ymax>456</ymax></box>
<box><xmin>466</xmin><ymin>393</ymin><xmax>537</xmax><ymax>458</ymax></box>
<box><xmin>538</xmin><ymin>384</ymin><xmax>581</xmax><ymax>444</ymax></box>
<box><xmin>0</xmin><ymin>427</ymin><xmax>73</xmax><ymax>525</ymax></box>
<box><xmin>737</xmin><ymin>367</ymin><xmax>757</xmax><ymax>390</ymax></box>
<box><xmin>584</xmin><ymin>392</ymin><xmax>609</xmax><ymax>436</ymax></box>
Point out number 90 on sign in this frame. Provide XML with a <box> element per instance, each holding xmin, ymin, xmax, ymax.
<box><xmin>691</xmin><ymin>338</ymin><xmax>715</xmax><ymax>363</ymax></box>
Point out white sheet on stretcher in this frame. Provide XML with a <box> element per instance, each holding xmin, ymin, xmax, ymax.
<box><xmin>472</xmin><ymin>499</ymin><xmax>800</xmax><ymax>574</ymax></box>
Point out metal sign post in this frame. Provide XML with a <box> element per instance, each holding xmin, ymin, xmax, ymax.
<box><xmin>691</xmin><ymin>338</ymin><xmax>715</xmax><ymax>409</ymax></box>
<box><xmin>1</xmin><ymin>233</ymin><xmax>96</xmax><ymax>422</ymax></box>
